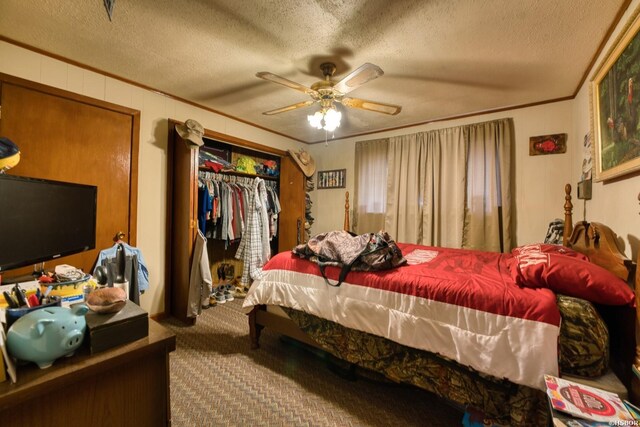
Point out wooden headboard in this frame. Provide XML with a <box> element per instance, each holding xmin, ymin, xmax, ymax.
<box><xmin>562</xmin><ymin>184</ymin><xmax>634</xmax><ymax>282</ymax></box>
<box><xmin>562</xmin><ymin>183</ymin><xmax>637</xmax><ymax>397</ymax></box>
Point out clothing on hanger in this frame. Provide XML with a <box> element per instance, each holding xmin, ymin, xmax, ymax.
<box><xmin>187</xmin><ymin>229</ymin><xmax>213</xmax><ymax>317</ymax></box>
<box><xmin>235</xmin><ymin>177</ymin><xmax>272</xmax><ymax>286</ymax></box>
<box><xmin>94</xmin><ymin>242</ymin><xmax>150</xmax><ymax>294</ymax></box>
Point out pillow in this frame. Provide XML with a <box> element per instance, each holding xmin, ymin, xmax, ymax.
<box><xmin>556</xmin><ymin>294</ymin><xmax>609</xmax><ymax>378</ymax></box>
<box><xmin>512</xmin><ymin>243</ymin><xmax>589</xmax><ymax>262</ymax></box>
<box><xmin>509</xmin><ymin>249</ymin><xmax>635</xmax><ymax>306</ymax></box>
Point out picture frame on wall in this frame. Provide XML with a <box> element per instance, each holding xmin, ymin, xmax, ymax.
<box><xmin>528</xmin><ymin>134</ymin><xmax>567</xmax><ymax>156</ymax></box>
<box><xmin>318</xmin><ymin>169</ymin><xmax>346</xmax><ymax>189</ymax></box>
<box><xmin>590</xmin><ymin>6</ymin><xmax>640</xmax><ymax>181</ymax></box>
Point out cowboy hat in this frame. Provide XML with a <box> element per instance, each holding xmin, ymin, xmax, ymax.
<box><xmin>175</xmin><ymin>119</ymin><xmax>204</xmax><ymax>147</ymax></box>
<box><xmin>288</xmin><ymin>149</ymin><xmax>315</xmax><ymax>177</ymax></box>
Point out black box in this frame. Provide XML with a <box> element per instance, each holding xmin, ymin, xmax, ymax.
<box><xmin>84</xmin><ymin>300</ymin><xmax>149</xmax><ymax>354</ymax></box>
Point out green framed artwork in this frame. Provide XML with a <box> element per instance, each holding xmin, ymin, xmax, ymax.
<box><xmin>591</xmin><ymin>6</ymin><xmax>640</xmax><ymax>181</ymax></box>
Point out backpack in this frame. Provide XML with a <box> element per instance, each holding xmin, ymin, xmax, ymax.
<box><xmin>292</xmin><ymin>230</ymin><xmax>407</xmax><ymax>286</ymax></box>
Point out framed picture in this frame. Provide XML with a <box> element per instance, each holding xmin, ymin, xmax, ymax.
<box><xmin>318</xmin><ymin>169</ymin><xmax>346</xmax><ymax>189</ymax></box>
<box><xmin>529</xmin><ymin>134</ymin><xmax>567</xmax><ymax>156</ymax></box>
<box><xmin>590</xmin><ymin>7</ymin><xmax>640</xmax><ymax>181</ymax></box>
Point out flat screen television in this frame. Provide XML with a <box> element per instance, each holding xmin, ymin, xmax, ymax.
<box><xmin>0</xmin><ymin>175</ymin><xmax>97</xmax><ymax>272</ymax></box>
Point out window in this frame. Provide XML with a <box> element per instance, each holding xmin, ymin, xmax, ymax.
<box><xmin>354</xmin><ymin>138</ymin><xmax>388</xmax><ymax>233</ymax></box>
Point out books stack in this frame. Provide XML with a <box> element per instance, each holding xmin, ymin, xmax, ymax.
<box><xmin>545</xmin><ymin>374</ymin><xmax>640</xmax><ymax>426</ymax></box>
<box><xmin>84</xmin><ymin>300</ymin><xmax>148</xmax><ymax>354</ymax></box>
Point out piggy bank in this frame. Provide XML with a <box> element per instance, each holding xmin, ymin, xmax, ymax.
<box><xmin>7</xmin><ymin>304</ymin><xmax>89</xmax><ymax>369</ymax></box>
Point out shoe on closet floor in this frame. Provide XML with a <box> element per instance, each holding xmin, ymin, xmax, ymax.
<box><xmin>215</xmin><ymin>286</ymin><xmax>226</xmax><ymax>304</ymax></box>
<box><xmin>208</xmin><ymin>294</ymin><xmax>218</xmax><ymax>307</ymax></box>
<box><xmin>223</xmin><ymin>284</ymin><xmax>234</xmax><ymax>302</ymax></box>
<box><xmin>233</xmin><ymin>286</ymin><xmax>247</xmax><ymax>298</ymax></box>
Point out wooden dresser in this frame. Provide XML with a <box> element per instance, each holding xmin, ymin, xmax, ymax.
<box><xmin>0</xmin><ymin>320</ymin><xmax>176</xmax><ymax>427</ymax></box>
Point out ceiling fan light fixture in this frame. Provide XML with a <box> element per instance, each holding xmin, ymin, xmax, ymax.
<box><xmin>307</xmin><ymin>110</ymin><xmax>324</xmax><ymax>129</ymax></box>
<box><xmin>307</xmin><ymin>106</ymin><xmax>341</xmax><ymax>132</ymax></box>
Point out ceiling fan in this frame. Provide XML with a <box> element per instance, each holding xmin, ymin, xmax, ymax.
<box><xmin>256</xmin><ymin>63</ymin><xmax>402</xmax><ymax>128</ymax></box>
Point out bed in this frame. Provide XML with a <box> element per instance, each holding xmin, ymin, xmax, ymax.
<box><xmin>243</xmin><ymin>184</ymin><xmax>637</xmax><ymax>426</ymax></box>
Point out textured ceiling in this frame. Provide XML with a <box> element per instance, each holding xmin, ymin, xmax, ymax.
<box><xmin>0</xmin><ymin>0</ymin><xmax>629</xmax><ymax>143</ymax></box>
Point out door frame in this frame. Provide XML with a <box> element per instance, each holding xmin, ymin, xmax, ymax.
<box><xmin>0</xmin><ymin>72</ymin><xmax>140</xmax><ymax>275</ymax></box>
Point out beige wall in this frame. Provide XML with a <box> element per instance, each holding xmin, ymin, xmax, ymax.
<box><xmin>4</xmin><ymin>0</ymin><xmax>640</xmax><ymax>315</ymax></box>
<box><xmin>0</xmin><ymin>40</ymin><xmax>302</xmax><ymax>316</ymax></box>
<box><xmin>308</xmin><ymin>0</ymin><xmax>640</xmax><ymax>260</ymax></box>
<box><xmin>570</xmin><ymin>0</ymin><xmax>640</xmax><ymax>260</ymax></box>
<box><xmin>308</xmin><ymin>101</ymin><xmax>575</xmax><ymax>247</ymax></box>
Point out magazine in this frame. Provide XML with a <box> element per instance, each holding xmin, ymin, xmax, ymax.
<box><xmin>545</xmin><ymin>375</ymin><xmax>636</xmax><ymax>424</ymax></box>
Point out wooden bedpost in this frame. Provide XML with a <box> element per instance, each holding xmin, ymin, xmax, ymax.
<box><xmin>563</xmin><ymin>183</ymin><xmax>573</xmax><ymax>246</ymax></box>
<box><xmin>344</xmin><ymin>191</ymin><xmax>350</xmax><ymax>232</ymax></box>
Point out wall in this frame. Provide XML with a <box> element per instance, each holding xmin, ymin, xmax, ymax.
<box><xmin>308</xmin><ymin>101</ymin><xmax>575</xmax><ymax>247</ymax></box>
<box><xmin>0</xmin><ymin>40</ymin><xmax>302</xmax><ymax>316</ymax></box>
<box><xmin>571</xmin><ymin>0</ymin><xmax>640</xmax><ymax>260</ymax></box>
<box><xmin>309</xmin><ymin>0</ymin><xmax>640</xmax><ymax>257</ymax></box>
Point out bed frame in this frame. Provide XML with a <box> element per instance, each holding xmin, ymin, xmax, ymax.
<box><xmin>249</xmin><ymin>184</ymin><xmax>639</xmax><ymax>399</ymax></box>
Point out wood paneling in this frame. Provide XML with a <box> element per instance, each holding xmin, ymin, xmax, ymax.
<box><xmin>278</xmin><ymin>155</ymin><xmax>306</xmax><ymax>252</ymax></box>
<box><xmin>166</xmin><ymin>121</ymin><xmax>197</xmax><ymax>324</ymax></box>
<box><xmin>0</xmin><ymin>73</ymin><xmax>139</xmax><ymax>278</ymax></box>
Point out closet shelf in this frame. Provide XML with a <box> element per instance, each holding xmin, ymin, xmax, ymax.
<box><xmin>198</xmin><ymin>167</ymin><xmax>278</xmax><ymax>181</ymax></box>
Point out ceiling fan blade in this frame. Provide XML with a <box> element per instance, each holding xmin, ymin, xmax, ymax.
<box><xmin>256</xmin><ymin>72</ymin><xmax>314</xmax><ymax>95</ymax></box>
<box><xmin>262</xmin><ymin>100</ymin><xmax>315</xmax><ymax>115</ymax></box>
<box><xmin>333</xmin><ymin>63</ymin><xmax>384</xmax><ymax>94</ymax></box>
<box><xmin>341</xmin><ymin>97</ymin><xmax>402</xmax><ymax>115</ymax></box>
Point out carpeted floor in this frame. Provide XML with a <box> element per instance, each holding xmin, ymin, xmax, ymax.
<box><xmin>161</xmin><ymin>299</ymin><xmax>464</xmax><ymax>426</ymax></box>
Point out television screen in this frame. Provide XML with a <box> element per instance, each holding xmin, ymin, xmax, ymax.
<box><xmin>0</xmin><ymin>175</ymin><xmax>97</xmax><ymax>272</ymax></box>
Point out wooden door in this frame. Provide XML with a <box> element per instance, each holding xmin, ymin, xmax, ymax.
<box><xmin>0</xmin><ymin>75</ymin><xmax>139</xmax><ymax>277</ymax></box>
<box><xmin>278</xmin><ymin>154</ymin><xmax>305</xmax><ymax>252</ymax></box>
<box><xmin>166</xmin><ymin>121</ymin><xmax>198</xmax><ymax>324</ymax></box>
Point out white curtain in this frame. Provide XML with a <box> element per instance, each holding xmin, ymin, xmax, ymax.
<box><xmin>382</xmin><ymin>118</ymin><xmax>513</xmax><ymax>251</ymax></box>
<box><xmin>385</xmin><ymin>133</ymin><xmax>425</xmax><ymax>243</ymax></box>
<box><xmin>385</xmin><ymin>129</ymin><xmax>466</xmax><ymax>246</ymax></box>
<box><xmin>353</xmin><ymin>138</ymin><xmax>388</xmax><ymax>233</ymax></box>
<box><xmin>463</xmin><ymin>119</ymin><xmax>512</xmax><ymax>251</ymax></box>
<box><xmin>421</xmin><ymin>127</ymin><xmax>467</xmax><ymax>247</ymax></box>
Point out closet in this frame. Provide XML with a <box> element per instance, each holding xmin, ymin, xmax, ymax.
<box><xmin>166</xmin><ymin>119</ymin><xmax>306</xmax><ymax>323</ymax></box>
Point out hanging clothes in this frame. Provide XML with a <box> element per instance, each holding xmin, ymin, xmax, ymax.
<box><xmin>198</xmin><ymin>182</ymin><xmax>213</xmax><ymax>235</ymax></box>
<box><xmin>187</xmin><ymin>229</ymin><xmax>213</xmax><ymax>317</ymax></box>
<box><xmin>235</xmin><ymin>177</ymin><xmax>272</xmax><ymax>286</ymax></box>
<box><xmin>197</xmin><ymin>171</ymin><xmax>280</xmax><ymax>248</ymax></box>
<box><xmin>94</xmin><ymin>242</ymin><xmax>150</xmax><ymax>295</ymax></box>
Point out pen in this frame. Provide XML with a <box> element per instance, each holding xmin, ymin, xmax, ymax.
<box><xmin>27</xmin><ymin>294</ymin><xmax>39</xmax><ymax>307</ymax></box>
<box><xmin>13</xmin><ymin>286</ymin><xmax>28</xmax><ymax>307</ymax></box>
<box><xmin>3</xmin><ymin>291</ymin><xmax>18</xmax><ymax>308</ymax></box>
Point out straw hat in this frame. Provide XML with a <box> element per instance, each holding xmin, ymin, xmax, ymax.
<box><xmin>175</xmin><ymin>119</ymin><xmax>204</xmax><ymax>147</ymax></box>
<box><xmin>288</xmin><ymin>149</ymin><xmax>315</xmax><ymax>177</ymax></box>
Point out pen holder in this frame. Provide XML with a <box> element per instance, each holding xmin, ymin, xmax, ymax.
<box><xmin>6</xmin><ymin>297</ymin><xmax>62</xmax><ymax>328</ymax></box>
